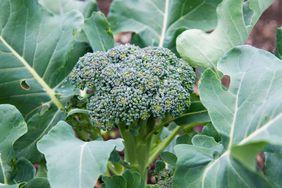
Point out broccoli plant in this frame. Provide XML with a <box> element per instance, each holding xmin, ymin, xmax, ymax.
<box><xmin>68</xmin><ymin>44</ymin><xmax>195</xmax><ymax>181</ymax></box>
<box><xmin>1</xmin><ymin>0</ymin><xmax>282</xmax><ymax>188</ymax></box>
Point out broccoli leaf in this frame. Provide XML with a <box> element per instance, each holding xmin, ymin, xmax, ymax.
<box><xmin>81</xmin><ymin>12</ymin><xmax>115</xmax><ymax>52</ymax></box>
<box><xmin>276</xmin><ymin>27</ymin><xmax>282</xmax><ymax>60</ymax></box>
<box><xmin>0</xmin><ymin>0</ymin><xmax>84</xmax><ymax>162</ymax></box>
<box><xmin>173</xmin><ymin>45</ymin><xmax>282</xmax><ymax>187</ymax></box>
<box><xmin>12</xmin><ymin>158</ymin><xmax>35</xmax><ymax>183</ymax></box>
<box><xmin>38</xmin><ymin>0</ymin><xmax>97</xmax><ymax>17</ymax></box>
<box><xmin>264</xmin><ymin>145</ymin><xmax>282</xmax><ymax>188</ymax></box>
<box><xmin>0</xmin><ymin>104</ymin><xmax>34</xmax><ymax>186</ymax></box>
<box><xmin>102</xmin><ymin>170</ymin><xmax>143</xmax><ymax>188</ymax></box>
<box><xmin>14</xmin><ymin>105</ymin><xmax>65</xmax><ymax>163</ymax></box>
<box><xmin>174</xmin><ymin>94</ymin><xmax>210</xmax><ymax>126</ymax></box>
<box><xmin>173</xmin><ymin>135</ymin><xmax>224</xmax><ymax>188</ymax></box>
<box><xmin>39</xmin><ymin>0</ymin><xmax>115</xmax><ymax>52</ymax></box>
<box><xmin>0</xmin><ymin>0</ymin><xmax>84</xmax><ymax>115</ymax></box>
<box><xmin>0</xmin><ymin>0</ymin><xmax>113</xmax><ymax>163</ymax></box>
<box><xmin>108</xmin><ymin>0</ymin><xmax>221</xmax><ymax>51</ymax></box>
<box><xmin>37</xmin><ymin>121</ymin><xmax>124</xmax><ymax>188</ymax></box>
<box><xmin>177</xmin><ymin>0</ymin><xmax>273</xmax><ymax>68</ymax></box>
<box><xmin>24</xmin><ymin>177</ymin><xmax>50</xmax><ymax>188</ymax></box>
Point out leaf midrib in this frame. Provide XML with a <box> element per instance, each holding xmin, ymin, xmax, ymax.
<box><xmin>78</xmin><ymin>142</ymin><xmax>87</xmax><ymax>188</ymax></box>
<box><xmin>0</xmin><ymin>36</ymin><xmax>64</xmax><ymax>111</ymax></box>
<box><xmin>227</xmin><ymin>72</ymin><xmax>246</xmax><ymax>149</ymax></box>
<box><xmin>0</xmin><ymin>153</ymin><xmax>7</xmax><ymax>184</ymax></box>
<box><xmin>159</xmin><ymin>0</ymin><xmax>169</xmax><ymax>47</ymax></box>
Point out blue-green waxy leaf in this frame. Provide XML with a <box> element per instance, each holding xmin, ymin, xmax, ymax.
<box><xmin>14</xmin><ymin>105</ymin><xmax>65</xmax><ymax>163</ymax></box>
<box><xmin>0</xmin><ymin>0</ymin><xmax>113</xmax><ymax>163</ymax></box>
<box><xmin>177</xmin><ymin>0</ymin><xmax>273</xmax><ymax>68</ymax></box>
<box><xmin>173</xmin><ymin>135</ymin><xmax>224</xmax><ymax>188</ymax></box>
<box><xmin>231</xmin><ymin>141</ymin><xmax>267</xmax><ymax>171</ymax></box>
<box><xmin>37</xmin><ymin>121</ymin><xmax>124</xmax><ymax>188</ymax></box>
<box><xmin>82</xmin><ymin>12</ymin><xmax>115</xmax><ymax>51</ymax></box>
<box><xmin>173</xmin><ymin>45</ymin><xmax>282</xmax><ymax>187</ymax></box>
<box><xmin>0</xmin><ymin>105</ymin><xmax>27</xmax><ymax>185</ymax></box>
<box><xmin>0</xmin><ymin>0</ymin><xmax>89</xmax><ymax>162</ymax></box>
<box><xmin>13</xmin><ymin>158</ymin><xmax>35</xmax><ymax>183</ymax></box>
<box><xmin>174</xmin><ymin>95</ymin><xmax>210</xmax><ymax>126</ymax></box>
<box><xmin>0</xmin><ymin>0</ymin><xmax>84</xmax><ymax>114</ymax></box>
<box><xmin>38</xmin><ymin>0</ymin><xmax>97</xmax><ymax>17</ymax></box>
<box><xmin>102</xmin><ymin>170</ymin><xmax>143</xmax><ymax>188</ymax></box>
<box><xmin>24</xmin><ymin>177</ymin><xmax>50</xmax><ymax>188</ymax></box>
<box><xmin>109</xmin><ymin>0</ymin><xmax>221</xmax><ymax>50</ymax></box>
<box><xmin>38</xmin><ymin>0</ymin><xmax>114</xmax><ymax>52</ymax></box>
<box><xmin>201</xmin><ymin>46</ymin><xmax>282</xmax><ymax>147</ymax></box>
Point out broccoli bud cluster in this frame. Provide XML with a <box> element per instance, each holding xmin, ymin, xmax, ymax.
<box><xmin>156</xmin><ymin>168</ymin><xmax>174</xmax><ymax>188</ymax></box>
<box><xmin>69</xmin><ymin>44</ymin><xmax>195</xmax><ymax>129</ymax></box>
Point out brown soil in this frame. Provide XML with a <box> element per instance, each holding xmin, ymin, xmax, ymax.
<box><xmin>247</xmin><ymin>0</ymin><xmax>282</xmax><ymax>52</ymax></box>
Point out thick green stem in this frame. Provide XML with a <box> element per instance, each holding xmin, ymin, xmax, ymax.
<box><xmin>147</xmin><ymin>126</ymin><xmax>181</xmax><ymax>166</ymax></box>
<box><xmin>119</xmin><ymin>119</ymin><xmax>202</xmax><ymax>187</ymax></box>
<box><xmin>145</xmin><ymin>110</ymin><xmax>207</xmax><ymax>140</ymax></box>
<box><xmin>119</xmin><ymin>119</ymin><xmax>155</xmax><ymax>187</ymax></box>
<box><xmin>147</xmin><ymin>123</ymin><xmax>201</xmax><ymax>166</ymax></box>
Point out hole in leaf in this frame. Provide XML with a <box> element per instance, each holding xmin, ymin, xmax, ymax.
<box><xmin>221</xmin><ymin>75</ymin><xmax>230</xmax><ymax>89</ymax></box>
<box><xmin>20</xmin><ymin>80</ymin><xmax>31</xmax><ymax>90</ymax></box>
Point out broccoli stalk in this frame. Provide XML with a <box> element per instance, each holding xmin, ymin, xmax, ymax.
<box><xmin>118</xmin><ymin>119</ymin><xmax>154</xmax><ymax>179</ymax></box>
<box><xmin>69</xmin><ymin>44</ymin><xmax>195</xmax><ymax>186</ymax></box>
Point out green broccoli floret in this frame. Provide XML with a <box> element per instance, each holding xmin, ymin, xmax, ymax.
<box><xmin>69</xmin><ymin>44</ymin><xmax>195</xmax><ymax>130</ymax></box>
<box><xmin>156</xmin><ymin>168</ymin><xmax>174</xmax><ymax>188</ymax></box>
<box><xmin>69</xmin><ymin>51</ymin><xmax>110</xmax><ymax>89</ymax></box>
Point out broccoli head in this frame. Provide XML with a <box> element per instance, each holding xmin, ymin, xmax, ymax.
<box><xmin>69</xmin><ymin>44</ymin><xmax>195</xmax><ymax>130</ymax></box>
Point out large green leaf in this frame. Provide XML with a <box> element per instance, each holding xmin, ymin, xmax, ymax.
<box><xmin>0</xmin><ymin>1</ymin><xmax>84</xmax><ymax>161</ymax></box>
<box><xmin>37</xmin><ymin>121</ymin><xmax>124</xmax><ymax>188</ymax></box>
<box><xmin>177</xmin><ymin>0</ymin><xmax>273</xmax><ymax>68</ymax></box>
<box><xmin>0</xmin><ymin>0</ymin><xmax>112</xmax><ymax>163</ymax></box>
<box><xmin>108</xmin><ymin>0</ymin><xmax>221</xmax><ymax>50</ymax></box>
<box><xmin>14</xmin><ymin>105</ymin><xmax>65</xmax><ymax>163</ymax></box>
<box><xmin>38</xmin><ymin>0</ymin><xmax>114</xmax><ymax>52</ymax></box>
<box><xmin>173</xmin><ymin>135</ymin><xmax>224</xmax><ymax>188</ymax></box>
<box><xmin>0</xmin><ymin>0</ymin><xmax>84</xmax><ymax>114</ymax></box>
<box><xmin>174</xmin><ymin>136</ymin><xmax>271</xmax><ymax>188</ymax></box>
<box><xmin>173</xmin><ymin>45</ymin><xmax>282</xmax><ymax>187</ymax></box>
<box><xmin>0</xmin><ymin>105</ymin><xmax>27</xmax><ymax>184</ymax></box>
